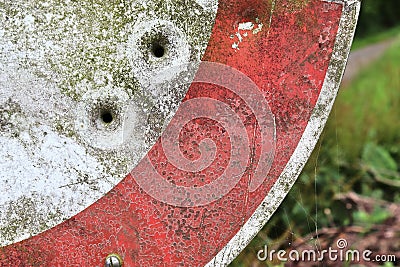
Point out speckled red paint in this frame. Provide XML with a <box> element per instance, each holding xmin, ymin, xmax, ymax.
<box><xmin>0</xmin><ymin>0</ymin><xmax>342</xmax><ymax>266</ymax></box>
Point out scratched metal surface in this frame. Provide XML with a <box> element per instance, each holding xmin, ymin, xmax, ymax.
<box><xmin>0</xmin><ymin>0</ymin><xmax>359</xmax><ymax>266</ymax></box>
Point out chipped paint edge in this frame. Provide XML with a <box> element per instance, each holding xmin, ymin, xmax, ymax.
<box><xmin>205</xmin><ymin>0</ymin><xmax>361</xmax><ymax>266</ymax></box>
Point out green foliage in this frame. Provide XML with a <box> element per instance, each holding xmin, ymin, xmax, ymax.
<box><xmin>362</xmin><ymin>143</ymin><xmax>397</xmax><ymax>173</ymax></box>
<box><xmin>355</xmin><ymin>0</ymin><xmax>400</xmax><ymax>38</ymax></box>
<box><xmin>362</xmin><ymin>143</ymin><xmax>400</xmax><ymax>187</ymax></box>
<box><xmin>353</xmin><ymin>205</ymin><xmax>390</xmax><ymax>231</ymax></box>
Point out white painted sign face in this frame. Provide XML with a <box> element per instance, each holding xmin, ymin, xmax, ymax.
<box><xmin>0</xmin><ymin>0</ymin><xmax>218</xmax><ymax>246</ymax></box>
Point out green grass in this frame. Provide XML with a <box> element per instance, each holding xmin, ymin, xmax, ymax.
<box><xmin>330</xmin><ymin>37</ymin><xmax>400</xmax><ymax>161</ymax></box>
<box><xmin>230</xmin><ymin>37</ymin><xmax>400</xmax><ymax>266</ymax></box>
<box><xmin>351</xmin><ymin>25</ymin><xmax>400</xmax><ymax>50</ymax></box>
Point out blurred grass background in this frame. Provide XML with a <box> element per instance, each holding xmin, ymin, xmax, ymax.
<box><xmin>230</xmin><ymin>0</ymin><xmax>400</xmax><ymax>266</ymax></box>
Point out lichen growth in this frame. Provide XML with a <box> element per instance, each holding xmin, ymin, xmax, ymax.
<box><xmin>0</xmin><ymin>196</ymin><xmax>64</xmax><ymax>245</ymax></box>
<box><xmin>1</xmin><ymin>0</ymin><xmax>216</xmax><ymax>100</ymax></box>
<box><xmin>0</xmin><ymin>99</ymin><xmax>24</xmax><ymax>138</ymax></box>
<box><xmin>0</xmin><ymin>0</ymin><xmax>217</xmax><ymax>246</ymax></box>
<box><xmin>273</xmin><ymin>0</ymin><xmax>311</xmax><ymax>13</ymax></box>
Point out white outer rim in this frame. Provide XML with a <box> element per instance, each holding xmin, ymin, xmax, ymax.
<box><xmin>206</xmin><ymin>0</ymin><xmax>361</xmax><ymax>265</ymax></box>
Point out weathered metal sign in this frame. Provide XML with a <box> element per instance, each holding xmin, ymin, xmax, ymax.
<box><xmin>0</xmin><ymin>0</ymin><xmax>360</xmax><ymax>266</ymax></box>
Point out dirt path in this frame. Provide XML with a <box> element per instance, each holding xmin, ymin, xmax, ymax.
<box><xmin>341</xmin><ymin>38</ymin><xmax>397</xmax><ymax>85</ymax></box>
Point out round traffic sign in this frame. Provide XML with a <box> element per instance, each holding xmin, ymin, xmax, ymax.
<box><xmin>0</xmin><ymin>0</ymin><xmax>360</xmax><ymax>266</ymax></box>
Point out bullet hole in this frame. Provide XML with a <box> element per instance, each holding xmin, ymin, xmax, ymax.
<box><xmin>100</xmin><ymin>109</ymin><xmax>114</xmax><ymax>124</ymax></box>
<box><xmin>151</xmin><ymin>42</ymin><xmax>166</xmax><ymax>58</ymax></box>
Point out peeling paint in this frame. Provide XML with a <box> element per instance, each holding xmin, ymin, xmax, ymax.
<box><xmin>231</xmin><ymin>19</ymin><xmax>264</xmax><ymax>51</ymax></box>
